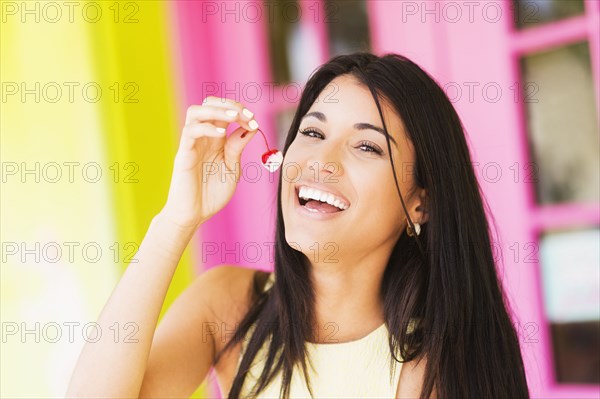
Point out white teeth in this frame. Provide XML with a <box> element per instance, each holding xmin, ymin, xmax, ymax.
<box><xmin>297</xmin><ymin>186</ymin><xmax>348</xmax><ymax>211</ymax></box>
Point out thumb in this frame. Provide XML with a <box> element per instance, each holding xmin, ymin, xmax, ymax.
<box><xmin>223</xmin><ymin>127</ymin><xmax>258</xmax><ymax>167</ymax></box>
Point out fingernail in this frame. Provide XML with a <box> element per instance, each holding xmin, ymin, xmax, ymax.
<box><xmin>242</xmin><ymin>108</ymin><xmax>254</xmax><ymax>119</ymax></box>
<box><xmin>225</xmin><ymin>110</ymin><xmax>238</xmax><ymax>117</ymax></box>
<box><xmin>216</xmin><ymin>127</ymin><xmax>226</xmax><ymax>134</ymax></box>
<box><xmin>248</xmin><ymin>120</ymin><xmax>259</xmax><ymax>130</ymax></box>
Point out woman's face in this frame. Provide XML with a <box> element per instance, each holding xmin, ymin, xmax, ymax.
<box><xmin>281</xmin><ymin>74</ymin><xmax>424</xmax><ymax>262</ymax></box>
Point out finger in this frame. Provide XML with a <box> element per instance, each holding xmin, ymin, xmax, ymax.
<box><xmin>201</xmin><ymin>96</ymin><xmax>253</xmax><ymax>119</ymax></box>
<box><xmin>223</xmin><ymin>126</ymin><xmax>259</xmax><ymax>168</ymax></box>
<box><xmin>200</xmin><ymin>97</ymin><xmax>260</xmax><ymax>131</ymax></box>
<box><xmin>179</xmin><ymin>122</ymin><xmax>226</xmax><ymax>151</ymax></box>
<box><xmin>185</xmin><ymin>105</ymin><xmax>239</xmax><ymax>125</ymax></box>
<box><xmin>183</xmin><ymin>122</ymin><xmax>227</xmax><ymax>137</ymax></box>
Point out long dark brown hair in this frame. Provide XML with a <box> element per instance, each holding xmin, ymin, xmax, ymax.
<box><xmin>213</xmin><ymin>52</ymin><xmax>530</xmax><ymax>399</ymax></box>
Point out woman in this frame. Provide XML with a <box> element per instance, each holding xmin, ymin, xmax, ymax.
<box><xmin>67</xmin><ymin>52</ymin><xmax>530</xmax><ymax>398</ymax></box>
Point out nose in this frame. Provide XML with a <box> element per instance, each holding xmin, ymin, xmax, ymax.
<box><xmin>306</xmin><ymin>147</ymin><xmax>344</xmax><ymax>181</ymax></box>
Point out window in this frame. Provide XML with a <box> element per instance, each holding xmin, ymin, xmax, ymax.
<box><xmin>513</xmin><ymin>0</ymin><xmax>585</xmax><ymax>30</ymax></box>
<box><xmin>324</xmin><ymin>0</ymin><xmax>371</xmax><ymax>56</ymax></box>
<box><xmin>539</xmin><ymin>228</ymin><xmax>600</xmax><ymax>383</ymax></box>
<box><xmin>266</xmin><ymin>0</ymin><xmax>299</xmax><ymax>84</ymax></box>
<box><xmin>519</xmin><ymin>41</ymin><xmax>599</xmax><ymax>205</ymax></box>
<box><xmin>511</xmin><ymin>0</ymin><xmax>600</xmax><ymax>386</ymax></box>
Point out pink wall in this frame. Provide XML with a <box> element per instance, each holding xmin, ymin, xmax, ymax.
<box><xmin>174</xmin><ymin>1</ymin><xmax>277</xmax><ymax>278</ymax></box>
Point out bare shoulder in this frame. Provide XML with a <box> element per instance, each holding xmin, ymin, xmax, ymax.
<box><xmin>202</xmin><ymin>265</ymin><xmax>267</xmax><ymax>321</ymax></box>
<box><xmin>197</xmin><ymin>265</ymin><xmax>271</xmax><ymax>353</ymax></box>
<box><xmin>396</xmin><ymin>354</ymin><xmax>438</xmax><ymax>399</ymax></box>
<box><xmin>166</xmin><ymin>264</ymin><xmax>257</xmax><ymax>326</ymax></box>
<box><xmin>138</xmin><ymin>265</ymin><xmax>268</xmax><ymax>397</ymax></box>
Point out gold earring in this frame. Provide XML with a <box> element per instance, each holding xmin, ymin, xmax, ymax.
<box><xmin>406</xmin><ymin>222</ymin><xmax>421</xmax><ymax>237</ymax></box>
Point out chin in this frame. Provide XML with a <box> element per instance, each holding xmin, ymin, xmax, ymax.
<box><xmin>284</xmin><ymin>227</ymin><xmax>341</xmax><ymax>261</ymax></box>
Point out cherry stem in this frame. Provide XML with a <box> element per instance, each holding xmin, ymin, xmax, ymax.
<box><xmin>256</xmin><ymin>128</ymin><xmax>271</xmax><ymax>151</ymax></box>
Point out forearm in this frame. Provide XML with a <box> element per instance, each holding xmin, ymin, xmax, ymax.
<box><xmin>66</xmin><ymin>213</ymin><xmax>197</xmax><ymax>398</ymax></box>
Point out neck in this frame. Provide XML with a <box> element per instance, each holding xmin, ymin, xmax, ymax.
<box><xmin>308</xmin><ymin>254</ymin><xmax>387</xmax><ymax>344</ymax></box>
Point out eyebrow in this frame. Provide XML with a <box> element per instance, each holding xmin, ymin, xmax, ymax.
<box><xmin>302</xmin><ymin>111</ymin><xmax>398</xmax><ymax>147</ymax></box>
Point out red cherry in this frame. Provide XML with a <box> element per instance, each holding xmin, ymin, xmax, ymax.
<box><xmin>262</xmin><ymin>150</ymin><xmax>283</xmax><ymax>172</ymax></box>
<box><xmin>261</xmin><ymin>149</ymin><xmax>279</xmax><ymax>164</ymax></box>
<box><xmin>251</xmin><ymin>129</ymin><xmax>282</xmax><ymax>173</ymax></box>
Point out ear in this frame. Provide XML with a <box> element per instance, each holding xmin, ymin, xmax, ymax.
<box><xmin>415</xmin><ymin>188</ymin><xmax>429</xmax><ymax>224</ymax></box>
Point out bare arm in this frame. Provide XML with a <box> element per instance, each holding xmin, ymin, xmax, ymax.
<box><xmin>66</xmin><ymin>97</ymin><xmax>259</xmax><ymax>398</ymax></box>
<box><xmin>66</xmin><ymin>213</ymin><xmax>198</xmax><ymax>398</ymax></box>
<box><xmin>396</xmin><ymin>354</ymin><xmax>438</xmax><ymax>399</ymax></box>
<box><xmin>138</xmin><ymin>265</ymin><xmax>258</xmax><ymax>398</ymax></box>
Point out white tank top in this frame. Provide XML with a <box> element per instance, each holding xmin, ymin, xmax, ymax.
<box><xmin>232</xmin><ymin>273</ymin><xmax>417</xmax><ymax>398</ymax></box>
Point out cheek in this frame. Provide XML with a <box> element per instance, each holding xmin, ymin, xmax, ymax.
<box><xmin>282</xmin><ymin>141</ymin><xmax>302</xmax><ymax>167</ymax></box>
<box><xmin>354</xmin><ymin>189</ymin><xmax>401</xmax><ymax>242</ymax></box>
<box><xmin>361</xmin><ymin>183</ymin><xmax>395</xmax><ymax>211</ymax></box>
<box><xmin>357</xmin><ymin>171</ymin><xmax>403</xmax><ymax>217</ymax></box>
<box><xmin>360</xmin><ymin>186</ymin><xmax>404</xmax><ymax>240</ymax></box>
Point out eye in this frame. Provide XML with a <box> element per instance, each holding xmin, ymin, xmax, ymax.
<box><xmin>299</xmin><ymin>128</ymin><xmax>385</xmax><ymax>156</ymax></box>
<box><xmin>298</xmin><ymin>128</ymin><xmax>324</xmax><ymax>139</ymax></box>
<box><xmin>356</xmin><ymin>140</ymin><xmax>384</xmax><ymax>155</ymax></box>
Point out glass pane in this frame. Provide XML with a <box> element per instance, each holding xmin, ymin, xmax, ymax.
<box><xmin>267</xmin><ymin>0</ymin><xmax>299</xmax><ymax>83</ymax></box>
<box><xmin>513</xmin><ymin>0</ymin><xmax>585</xmax><ymax>30</ymax></box>
<box><xmin>539</xmin><ymin>228</ymin><xmax>600</xmax><ymax>323</ymax></box>
<box><xmin>551</xmin><ymin>321</ymin><xmax>600</xmax><ymax>383</ymax></box>
<box><xmin>539</xmin><ymin>228</ymin><xmax>600</xmax><ymax>383</ymax></box>
<box><xmin>325</xmin><ymin>0</ymin><xmax>371</xmax><ymax>56</ymax></box>
<box><xmin>287</xmin><ymin>19</ymin><xmax>322</xmax><ymax>83</ymax></box>
<box><xmin>520</xmin><ymin>41</ymin><xmax>600</xmax><ymax>205</ymax></box>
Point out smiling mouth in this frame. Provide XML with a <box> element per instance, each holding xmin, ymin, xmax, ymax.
<box><xmin>295</xmin><ymin>187</ymin><xmax>349</xmax><ymax>214</ymax></box>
